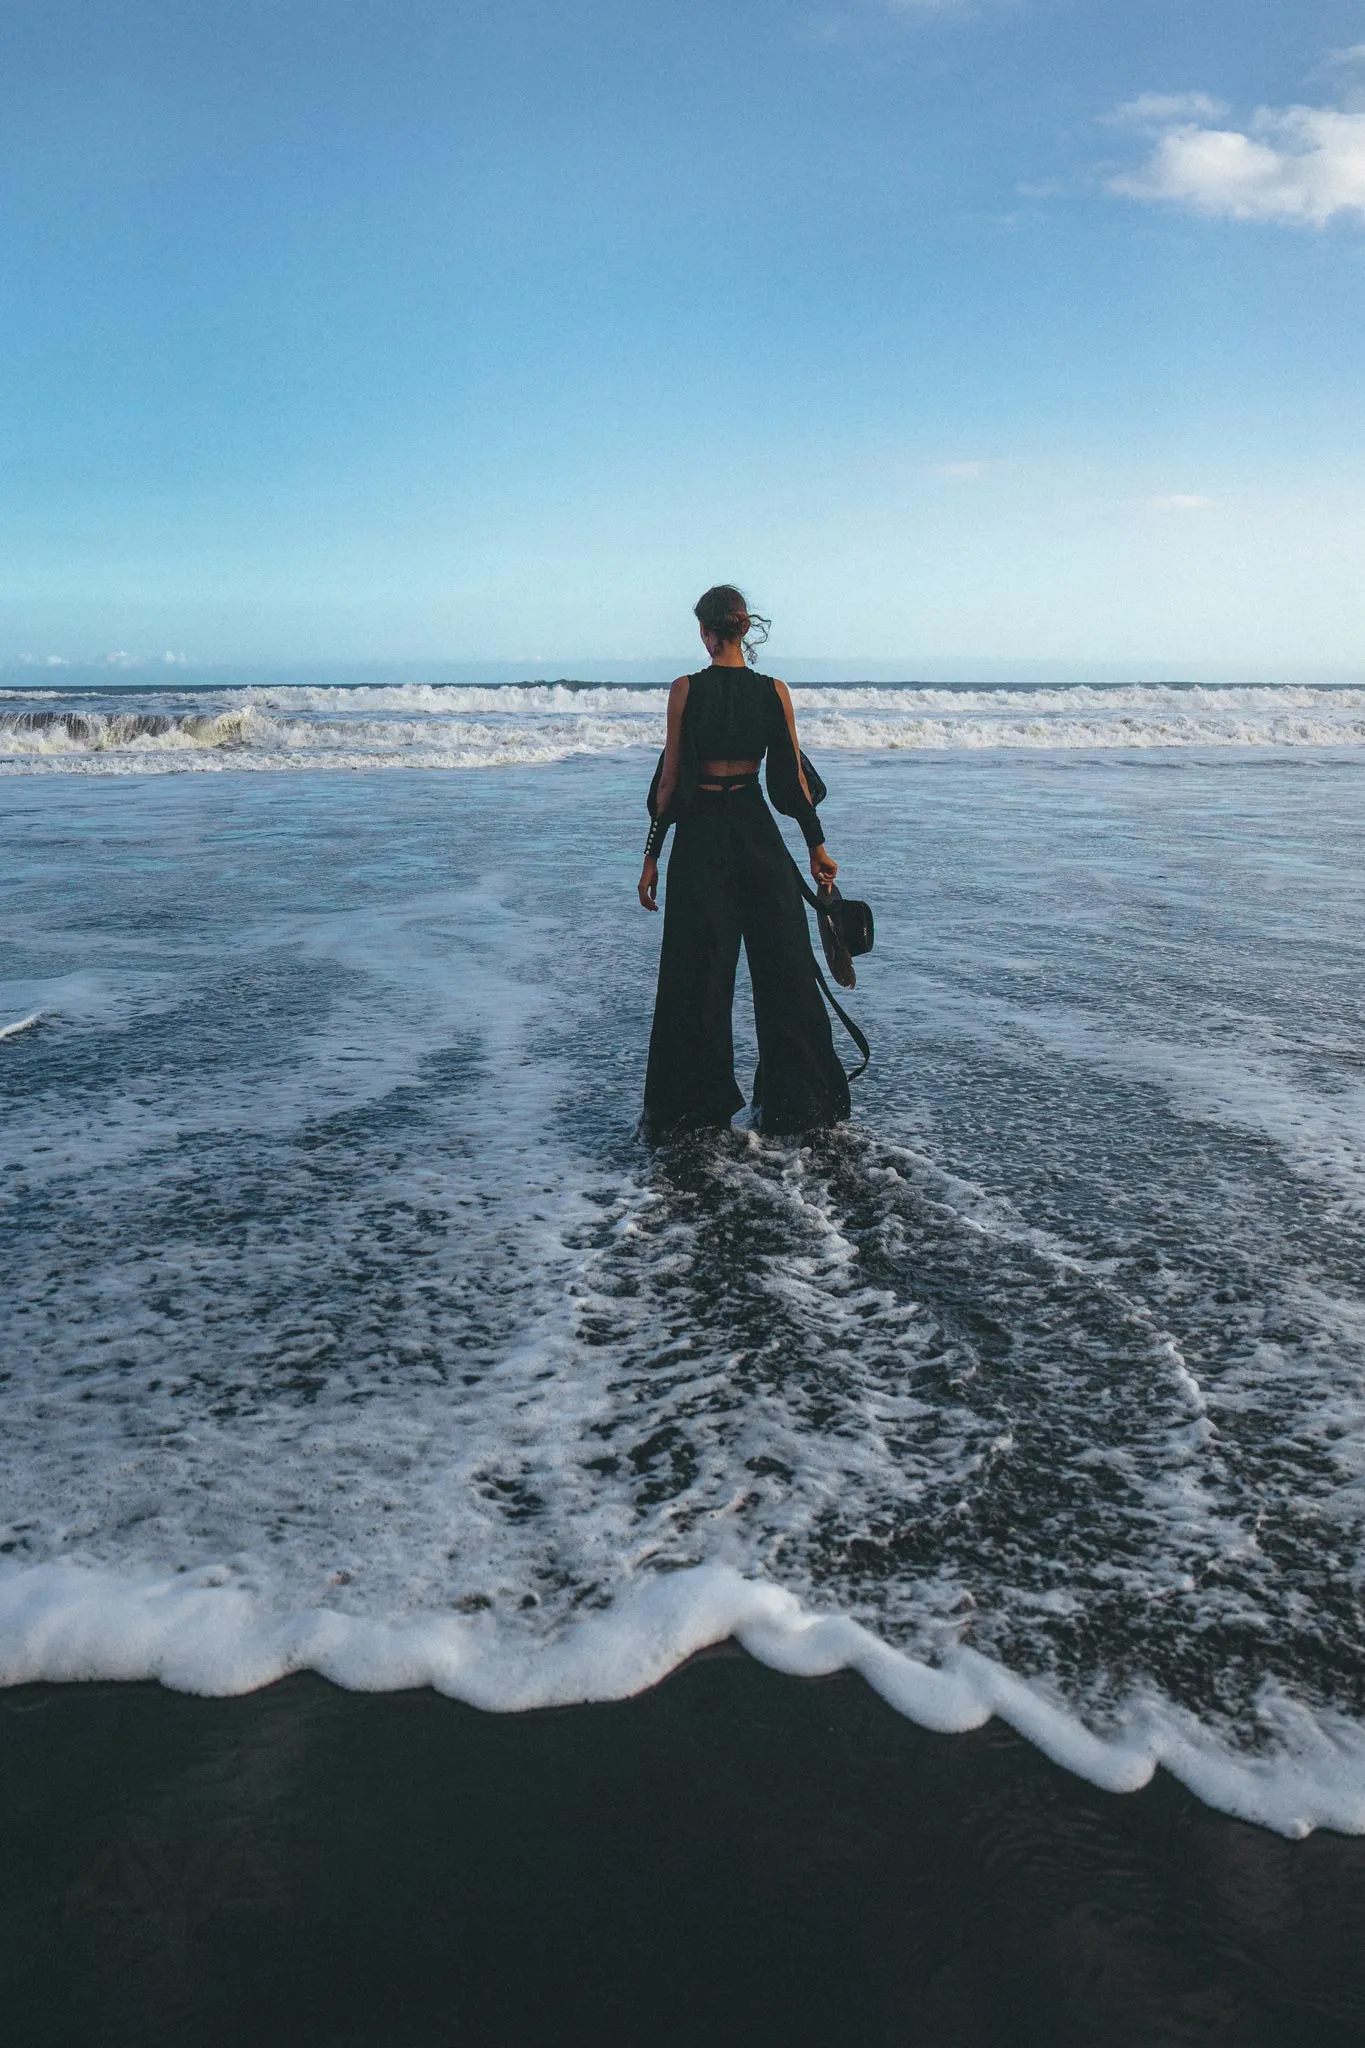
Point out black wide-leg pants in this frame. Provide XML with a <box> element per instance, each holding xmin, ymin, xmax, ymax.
<box><xmin>642</xmin><ymin>784</ymin><xmax>851</xmax><ymax>1140</ymax></box>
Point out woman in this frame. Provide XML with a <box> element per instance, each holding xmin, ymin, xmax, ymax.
<box><xmin>637</xmin><ymin>585</ymin><xmax>852</xmax><ymax>1140</ymax></box>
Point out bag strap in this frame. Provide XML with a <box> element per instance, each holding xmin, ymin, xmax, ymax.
<box><xmin>790</xmin><ymin>856</ymin><xmax>869</xmax><ymax>1079</ymax></box>
<box><xmin>813</xmin><ymin>956</ymin><xmax>870</xmax><ymax>1079</ymax></box>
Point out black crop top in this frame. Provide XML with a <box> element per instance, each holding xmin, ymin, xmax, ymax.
<box><xmin>683</xmin><ymin>666</ymin><xmax>784</xmax><ymax>762</ymax></box>
<box><xmin>643</xmin><ymin>668</ymin><xmax>825</xmax><ymax>860</ymax></box>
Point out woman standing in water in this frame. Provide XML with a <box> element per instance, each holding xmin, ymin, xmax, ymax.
<box><xmin>637</xmin><ymin>586</ymin><xmax>851</xmax><ymax>1140</ymax></box>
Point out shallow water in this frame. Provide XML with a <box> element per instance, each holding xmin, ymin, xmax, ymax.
<box><xmin>4</xmin><ymin>696</ymin><xmax>1365</xmax><ymax>1832</ymax></box>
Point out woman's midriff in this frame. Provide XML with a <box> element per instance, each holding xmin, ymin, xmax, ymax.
<box><xmin>698</xmin><ymin>757</ymin><xmax>760</xmax><ymax>790</ymax></box>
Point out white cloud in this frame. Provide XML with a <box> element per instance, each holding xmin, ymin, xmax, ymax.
<box><xmin>1148</xmin><ymin>493</ymin><xmax>1216</xmax><ymax>512</ymax></box>
<box><xmin>1109</xmin><ymin>96</ymin><xmax>1365</xmax><ymax>226</ymax></box>
<box><xmin>1327</xmin><ymin>45</ymin><xmax>1365</xmax><ymax>68</ymax></box>
<box><xmin>1107</xmin><ymin>92</ymin><xmax>1230</xmax><ymax>129</ymax></box>
<box><xmin>18</xmin><ymin>652</ymin><xmax>69</xmax><ymax>667</ymax></box>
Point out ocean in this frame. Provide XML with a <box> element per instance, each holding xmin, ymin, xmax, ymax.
<box><xmin>3</xmin><ymin>677</ymin><xmax>1365</xmax><ymax>1838</ymax></box>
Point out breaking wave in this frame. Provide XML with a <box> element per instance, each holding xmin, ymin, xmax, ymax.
<box><xmin>2</xmin><ymin>681</ymin><xmax>1365</xmax><ymax>773</ymax></box>
<box><xmin>0</xmin><ymin>706</ymin><xmax>259</xmax><ymax>753</ymax></box>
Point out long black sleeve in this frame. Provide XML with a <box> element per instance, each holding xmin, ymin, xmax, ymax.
<box><xmin>644</xmin><ymin>719</ymin><xmax>700</xmax><ymax>861</ymax></box>
<box><xmin>763</xmin><ymin>689</ymin><xmax>825</xmax><ymax>848</ymax></box>
<box><xmin>783</xmin><ymin>764</ymin><xmax>825</xmax><ymax>848</ymax></box>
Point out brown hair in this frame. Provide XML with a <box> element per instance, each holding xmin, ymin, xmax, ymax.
<box><xmin>693</xmin><ymin>584</ymin><xmax>771</xmax><ymax>666</ymax></box>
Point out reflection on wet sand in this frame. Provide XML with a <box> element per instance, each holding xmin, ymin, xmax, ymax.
<box><xmin>6</xmin><ymin>1652</ymin><xmax>1364</xmax><ymax>2047</ymax></box>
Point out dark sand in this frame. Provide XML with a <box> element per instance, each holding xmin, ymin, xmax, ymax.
<box><xmin>5</xmin><ymin>1644</ymin><xmax>1364</xmax><ymax>2047</ymax></box>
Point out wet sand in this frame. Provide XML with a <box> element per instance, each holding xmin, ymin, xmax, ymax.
<box><xmin>5</xmin><ymin>1645</ymin><xmax>1365</xmax><ymax>2047</ymax></box>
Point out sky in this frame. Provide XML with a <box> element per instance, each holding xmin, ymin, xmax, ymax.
<box><xmin>3</xmin><ymin>0</ymin><xmax>1365</xmax><ymax>679</ymax></box>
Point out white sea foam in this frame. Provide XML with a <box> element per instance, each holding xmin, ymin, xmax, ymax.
<box><xmin>906</xmin><ymin>984</ymin><xmax>1365</xmax><ymax>1213</ymax></box>
<box><xmin>4</xmin><ymin>1557</ymin><xmax>1365</xmax><ymax>1837</ymax></box>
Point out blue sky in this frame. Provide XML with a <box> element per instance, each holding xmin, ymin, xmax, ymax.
<box><xmin>3</xmin><ymin>0</ymin><xmax>1364</xmax><ymax>677</ymax></box>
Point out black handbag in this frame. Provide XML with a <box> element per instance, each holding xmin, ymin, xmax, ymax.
<box><xmin>793</xmin><ymin>869</ymin><xmax>874</xmax><ymax>988</ymax></box>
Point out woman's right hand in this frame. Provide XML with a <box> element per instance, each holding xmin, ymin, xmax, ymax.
<box><xmin>810</xmin><ymin>844</ymin><xmax>838</xmax><ymax>890</ymax></box>
<box><xmin>638</xmin><ymin>857</ymin><xmax>659</xmax><ymax>910</ymax></box>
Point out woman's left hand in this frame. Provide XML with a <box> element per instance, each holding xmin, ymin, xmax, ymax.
<box><xmin>638</xmin><ymin>857</ymin><xmax>659</xmax><ymax>910</ymax></box>
<box><xmin>810</xmin><ymin>845</ymin><xmax>838</xmax><ymax>889</ymax></box>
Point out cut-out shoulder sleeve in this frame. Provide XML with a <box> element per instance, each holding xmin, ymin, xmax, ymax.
<box><xmin>763</xmin><ymin>678</ymin><xmax>825</xmax><ymax>849</ymax></box>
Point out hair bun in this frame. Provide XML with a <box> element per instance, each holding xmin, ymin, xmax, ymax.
<box><xmin>692</xmin><ymin>583</ymin><xmax>771</xmax><ymax>661</ymax></box>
